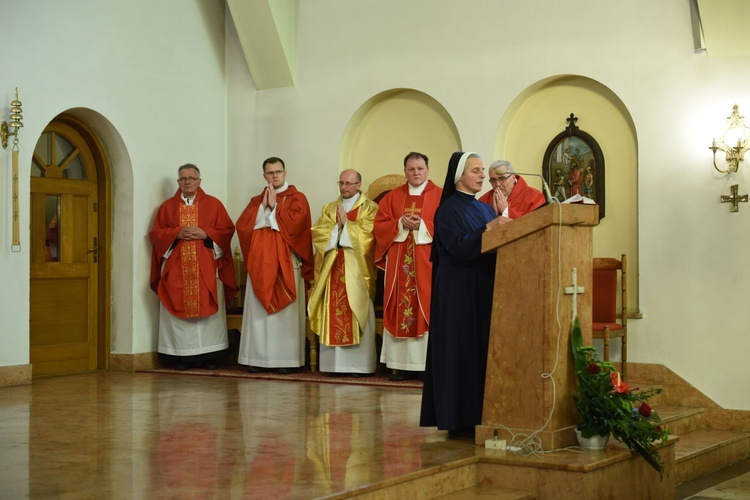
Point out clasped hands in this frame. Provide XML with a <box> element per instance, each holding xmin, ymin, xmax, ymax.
<box><xmin>178</xmin><ymin>226</ymin><xmax>207</xmax><ymax>240</ymax></box>
<box><xmin>261</xmin><ymin>182</ymin><xmax>277</xmax><ymax>210</ymax></box>
<box><xmin>486</xmin><ymin>187</ymin><xmax>511</xmax><ymax>230</ymax></box>
<box><xmin>336</xmin><ymin>204</ymin><xmax>348</xmax><ymax>229</ymax></box>
<box><xmin>492</xmin><ymin>187</ymin><xmax>508</xmax><ymax>216</ymax></box>
<box><xmin>401</xmin><ymin>214</ymin><xmax>421</xmax><ymax>231</ymax></box>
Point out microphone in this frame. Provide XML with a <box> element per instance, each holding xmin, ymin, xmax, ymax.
<box><xmin>512</xmin><ymin>172</ymin><xmax>556</xmax><ymax>204</ymax></box>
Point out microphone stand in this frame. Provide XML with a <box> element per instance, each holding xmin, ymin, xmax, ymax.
<box><xmin>513</xmin><ymin>172</ymin><xmax>556</xmax><ymax>204</ymax></box>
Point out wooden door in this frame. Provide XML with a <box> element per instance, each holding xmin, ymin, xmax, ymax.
<box><xmin>30</xmin><ymin>121</ymin><xmax>100</xmax><ymax>376</ymax></box>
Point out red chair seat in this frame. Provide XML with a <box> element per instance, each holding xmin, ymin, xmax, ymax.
<box><xmin>592</xmin><ymin>255</ymin><xmax>627</xmax><ymax>378</ymax></box>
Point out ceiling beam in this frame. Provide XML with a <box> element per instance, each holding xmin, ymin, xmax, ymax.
<box><xmin>227</xmin><ymin>0</ymin><xmax>295</xmax><ymax>89</ymax></box>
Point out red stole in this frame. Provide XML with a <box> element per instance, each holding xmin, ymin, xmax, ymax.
<box><xmin>388</xmin><ymin>195</ymin><xmax>424</xmax><ymax>338</ymax></box>
<box><xmin>327</xmin><ymin>208</ymin><xmax>358</xmax><ymax>346</ymax></box>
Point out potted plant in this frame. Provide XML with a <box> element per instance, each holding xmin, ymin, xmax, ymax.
<box><xmin>570</xmin><ymin>318</ymin><xmax>670</xmax><ymax>475</ymax></box>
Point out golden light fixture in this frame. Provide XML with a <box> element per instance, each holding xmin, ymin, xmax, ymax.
<box><xmin>0</xmin><ymin>87</ymin><xmax>23</xmax><ymax>149</ymax></box>
<box><xmin>709</xmin><ymin>104</ymin><xmax>750</xmax><ymax>174</ymax></box>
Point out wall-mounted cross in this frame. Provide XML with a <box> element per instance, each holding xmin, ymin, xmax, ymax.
<box><xmin>564</xmin><ymin>268</ymin><xmax>585</xmax><ymax>319</ymax></box>
<box><xmin>720</xmin><ymin>184</ymin><xmax>748</xmax><ymax>213</ymax></box>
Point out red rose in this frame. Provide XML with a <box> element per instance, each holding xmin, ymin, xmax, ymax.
<box><xmin>587</xmin><ymin>362</ymin><xmax>599</xmax><ymax>374</ymax></box>
<box><xmin>639</xmin><ymin>402</ymin><xmax>652</xmax><ymax>418</ymax></box>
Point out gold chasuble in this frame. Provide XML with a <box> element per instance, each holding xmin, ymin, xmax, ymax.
<box><xmin>308</xmin><ymin>193</ymin><xmax>378</xmax><ymax>347</ymax></box>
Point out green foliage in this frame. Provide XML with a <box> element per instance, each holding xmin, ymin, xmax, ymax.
<box><xmin>570</xmin><ymin>318</ymin><xmax>670</xmax><ymax>476</ymax></box>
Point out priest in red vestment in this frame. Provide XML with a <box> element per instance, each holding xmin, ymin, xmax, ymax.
<box><xmin>373</xmin><ymin>152</ymin><xmax>442</xmax><ymax>381</ymax></box>
<box><xmin>149</xmin><ymin>164</ymin><xmax>237</xmax><ymax>370</ymax></box>
<box><xmin>478</xmin><ymin>160</ymin><xmax>546</xmax><ymax>219</ymax></box>
<box><xmin>235</xmin><ymin>157</ymin><xmax>314</xmax><ymax>373</ymax></box>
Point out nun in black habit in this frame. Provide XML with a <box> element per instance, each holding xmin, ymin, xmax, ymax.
<box><xmin>420</xmin><ymin>151</ymin><xmax>506</xmax><ymax>438</ymax></box>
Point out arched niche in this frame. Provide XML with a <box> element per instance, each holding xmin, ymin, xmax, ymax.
<box><xmin>340</xmin><ymin>89</ymin><xmax>460</xmax><ymax>188</ymax></box>
<box><xmin>494</xmin><ymin>75</ymin><xmax>640</xmax><ymax>314</ymax></box>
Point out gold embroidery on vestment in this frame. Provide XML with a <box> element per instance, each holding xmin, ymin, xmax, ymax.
<box><xmin>180</xmin><ymin>204</ymin><xmax>201</xmax><ymax>318</ymax></box>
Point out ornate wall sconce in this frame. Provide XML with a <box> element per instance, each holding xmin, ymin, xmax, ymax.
<box><xmin>709</xmin><ymin>104</ymin><xmax>750</xmax><ymax>174</ymax></box>
<box><xmin>1</xmin><ymin>88</ymin><xmax>23</xmax><ymax>149</ymax></box>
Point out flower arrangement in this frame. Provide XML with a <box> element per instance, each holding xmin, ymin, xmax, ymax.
<box><xmin>570</xmin><ymin>318</ymin><xmax>670</xmax><ymax>475</ymax></box>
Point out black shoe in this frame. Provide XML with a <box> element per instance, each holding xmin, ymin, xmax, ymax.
<box><xmin>277</xmin><ymin>368</ymin><xmax>294</xmax><ymax>374</ymax></box>
<box><xmin>350</xmin><ymin>373</ymin><xmax>372</xmax><ymax>378</ymax></box>
<box><xmin>447</xmin><ymin>427</ymin><xmax>476</xmax><ymax>439</ymax></box>
<box><xmin>248</xmin><ymin>366</ymin><xmax>265</xmax><ymax>373</ymax></box>
<box><xmin>203</xmin><ymin>363</ymin><xmax>218</xmax><ymax>370</ymax></box>
<box><xmin>389</xmin><ymin>371</ymin><xmax>417</xmax><ymax>381</ymax></box>
<box><xmin>323</xmin><ymin>372</ymin><xmax>339</xmax><ymax>377</ymax></box>
<box><xmin>174</xmin><ymin>364</ymin><xmax>190</xmax><ymax>371</ymax></box>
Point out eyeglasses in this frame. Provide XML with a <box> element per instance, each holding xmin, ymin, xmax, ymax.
<box><xmin>489</xmin><ymin>176</ymin><xmax>513</xmax><ymax>185</ymax></box>
<box><xmin>264</xmin><ymin>170</ymin><xmax>285</xmax><ymax>177</ymax></box>
<box><xmin>178</xmin><ymin>177</ymin><xmax>200</xmax><ymax>183</ymax></box>
<box><xmin>336</xmin><ymin>181</ymin><xmax>360</xmax><ymax>187</ymax></box>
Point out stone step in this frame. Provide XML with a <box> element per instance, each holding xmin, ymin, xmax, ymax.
<box><xmin>673</xmin><ymin>429</ymin><xmax>750</xmax><ymax>484</ymax></box>
<box><xmin>628</xmin><ymin>381</ymin><xmax>663</xmax><ymax>406</ymax></box>
<box><xmin>435</xmin><ymin>484</ymin><xmax>536</xmax><ymax>499</ymax></box>
<box><xmin>654</xmin><ymin>405</ymin><xmax>704</xmax><ymax>436</ymax></box>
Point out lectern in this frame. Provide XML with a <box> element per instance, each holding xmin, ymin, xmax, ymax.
<box><xmin>477</xmin><ymin>203</ymin><xmax>599</xmax><ymax>449</ymax></box>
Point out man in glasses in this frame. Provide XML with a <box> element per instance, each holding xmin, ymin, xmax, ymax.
<box><xmin>308</xmin><ymin>169</ymin><xmax>379</xmax><ymax>376</ymax></box>
<box><xmin>373</xmin><ymin>152</ymin><xmax>441</xmax><ymax>381</ymax></box>
<box><xmin>478</xmin><ymin>160</ymin><xmax>545</xmax><ymax>219</ymax></box>
<box><xmin>149</xmin><ymin>163</ymin><xmax>237</xmax><ymax>370</ymax></box>
<box><xmin>236</xmin><ymin>157</ymin><xmax>314</xmax><ymax>374</ymax></box>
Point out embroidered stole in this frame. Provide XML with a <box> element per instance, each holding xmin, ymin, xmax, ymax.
<box><xmin>392</xmin><ymin>195</ymin><xmax>423</xmax><ymax>338</ymax></box>
<box><xmin>179</xmin><ymin>203</ymin><xmax>200</xmax><ymax>318</ymax></box>
<box><xmin>326</xmin><ymin>208</ymin><xmax>360</xmax><ymax>346</ymax></box>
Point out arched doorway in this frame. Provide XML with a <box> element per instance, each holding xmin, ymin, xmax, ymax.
<box><xmin>29</xmin><ymin>114</ymin><xmax>111</xmax><ymax>377</ymax></box>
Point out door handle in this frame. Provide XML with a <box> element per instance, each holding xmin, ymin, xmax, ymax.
<box><xmin>88</xmin><ymin>237</ymin><xmax>99</xmax><ymax>263</ymax></box>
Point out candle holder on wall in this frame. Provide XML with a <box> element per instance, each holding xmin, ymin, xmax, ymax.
<box><xmin>709</xmin><ymin>104</ymin><xmax>750</xmax><ymax>174</ymax></box>
<box><xmin>0</xmin><ymin>87</ymin><xmax>23</xmax><ymax>149</ymax></box>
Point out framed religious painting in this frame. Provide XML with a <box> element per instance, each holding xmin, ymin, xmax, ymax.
<box><xmin>542</xmin><ymin>113</ymin><xmax>605</xmax><ymax>218</ymax></box>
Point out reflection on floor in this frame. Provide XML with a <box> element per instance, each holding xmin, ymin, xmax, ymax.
<box><xmin>0</xmin><ymin>372</ymin><xmax>746</xmax><ymax>499</ymax></box>
<box><xmin>0</xmin><ymin>372</ymin><xmax>476</xmax><ymax>499</ymax></box>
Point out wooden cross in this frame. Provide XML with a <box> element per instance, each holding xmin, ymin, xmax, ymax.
<box><xmin>564</xmin><ymin>268</ymin><xmax>585</xmax><ymax>319</ymax></box>
<box><xmin>720</xmin><ymin>184</ymin><xmax>748</xmax><ymax>212</ymax></box>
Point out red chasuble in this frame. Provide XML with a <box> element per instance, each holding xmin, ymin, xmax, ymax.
<box><xmin>235</xmin><ymin>185</ymin><xmax>314</xmax><ymax>314</ymax></box>
<box><xmin>478</xmin><ymin>175</ymin><xmax>546</xmax><ymax>219</ymax></box>
<box><xmin>373</xmin><ymin>181</ymin><xmax>441</xmax><ymax>338</ymax></box>
<box><xmin>326</xmin><ymin>209</ymin><xmax>359</xmax><ymax>346</ymax></box>
<box><xmin>149</xmin><ymin>188</ymin><xmax>237</xmax><ymax>318</ymax></box>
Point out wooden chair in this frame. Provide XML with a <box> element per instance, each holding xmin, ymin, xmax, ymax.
<box><xmin>226</xmin><ymin>247</ymin><xmax>246</xmax><ymax>332</ymax></box>
<box><xmin>226</xmin><ymin>247</ymin><xmax>319</xmax><ymax>373</ymax></box>
<box><xmin>592</xmin><ymin>254</ymin><xmax>627</xmax><ymax>379</ymax></box>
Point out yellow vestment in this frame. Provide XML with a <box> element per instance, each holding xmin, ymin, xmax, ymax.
<box><xmin>308</xmin><ymin>193</ymin><xmax>378</xmax><ymax>346</ymax></box>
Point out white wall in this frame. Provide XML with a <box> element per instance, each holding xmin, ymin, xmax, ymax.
<box><xmin>225</xmin><ymin>0</ymin><xmax>750</xmax><ymax>409</ymax></box>
<box><xmin>0</xmin><ymin>0</ymin><xmax>228</xmax><ymax>362</ymax></box>
<box><xmin>1</xmin><ymin>0</ymin><xmax>747</xmax><ymax>410</ymax></box>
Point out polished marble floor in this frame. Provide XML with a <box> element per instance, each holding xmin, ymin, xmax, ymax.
<box><xmin>0</xmin><ymin>372</ymin><xmax>748</xmax><ymax>499</ymax></box>
<box><xmin>0</xmin><ymin>372</ymin><xmax>476</xmax><ymax>499</ymax></box>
